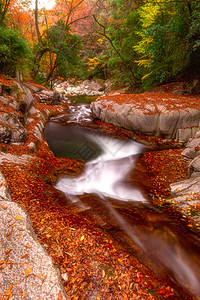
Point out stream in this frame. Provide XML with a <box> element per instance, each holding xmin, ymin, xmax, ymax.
<box><xmin>44</xmin><ymin>100</ymin><xmax>200</xmax><ymax>299</ymax></box>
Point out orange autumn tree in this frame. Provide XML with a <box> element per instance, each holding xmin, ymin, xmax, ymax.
<box><xmin>32</xmin><ymin>0</ymin><xmax>91</xmax><ymax>83</ymax></box>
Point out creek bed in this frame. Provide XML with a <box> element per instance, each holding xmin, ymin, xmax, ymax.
<box><xmin>44</xmin><ymin>100</ymin><xmax>200</xmax><ymax>299</ymax></box>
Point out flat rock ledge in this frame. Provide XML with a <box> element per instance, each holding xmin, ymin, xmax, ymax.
<box><xmin>91</xmin><ymin>93</ymin><xmax>200</xmax><ymax>142</ymax></box>
<box><xmin>0</xmin><ymin>172</ymin><xmax>68</xmax><ymax>299</ymax></box>
<box><xmin>169</xmin><ymin>131</ymin><xmax>200</xmax><ymax>228</ymax></box>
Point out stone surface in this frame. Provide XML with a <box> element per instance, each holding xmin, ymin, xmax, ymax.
<box><xmin>54</xmin><ymin>79</ymin><xmax>105</xmax><ymax>97</ymax></box>
<box><xmin>0</xmin><ymin>172</ymin><xmax>68</xmax><ymax>299</ymax></box>
<box><xmin>0</xmin><ymin>81</ymin><xmax>36</xmax><ymax>143</ymax></box>
<box><xmin>14</xmin><ymin>81</ymin><xmax>34</xmax><ymax>114</ymax></box>
<box><xmin>169</xmin><ymin>131</ymin><xmax>200</xmax><ymax>227</ymax></box>
<box><xmin>0</xmin><ymin>112</ymin><xmax>27</xmax><ymax>144</ymax></box>
<box><xmin>91</xmin><ymin>93</ymin><xmax>200</xmax><ymax>142</ymax></box>
<box><xmin>0</xmin><ymin>79</ymin><xmax>69</xmax><ymax>298</ymax></box>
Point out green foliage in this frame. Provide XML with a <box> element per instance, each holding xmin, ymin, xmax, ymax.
<box><xmin>187</xmin><ymin>4</ymin><xmax>200</xmax><ymax>67</ymax></box>
<box><xmin>0</xmin><ymin>27</ymin><xmax>32</xmax><ymax>76</ymax></box>
<box><xmin>42</xmin><ymin>20</ymin><xmax>81</xmax><ymax>80</ymax></box>
<box><xmin>134</xmin><ymin>1</ymin><xmax>200</xmax><ymax>89</ymax></box>
<box><xmin>93</xmin><ymin>0</ymin><xmax>200</xmax><ymax>89</ymax></box>
<box><xmin>94</xmin><ymin>0</ymin><xmax>143</xmax><ymax>87</ymax></box>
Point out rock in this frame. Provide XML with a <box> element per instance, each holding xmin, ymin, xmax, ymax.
<box><xmin>149</xmin><ymin>78</ymin><xmax>200</xmax><ymax>95</ymax></box>
<box><xmin>14</xmin><ymin>81</ymin><xmax>34</xmax><ymax>114</ymax></box>
<box><xmin>0</xmin><ymin>113</ymin><xmax>27</xmax><ymax>144</ymax></box>
<box><xmin>0</xmin><ymin>96</ymin><xmax>10</xmax><ymax>105</ymax></box>
<box><xmin>91</xmin><ymin>93</ymin><xmax>200</xmax><ymax>142</ymax></box>
<box><xmin>0</xmin><ymin>172</ymin><xmax>68</xmax><ymax>299</ymax></box>
<box><xmin>181</xmin><ymin>134</ymin><xmax>200</xmax><ymax>159</ymax></box>
<box><xmin>181</xmin><ymin>147</ymin><xmax>196</xmax><ymax>159</ymax></box>
<box><xmin>24</xmin><ymin>82</ymin><xmax>43</xmax><ymax>93</ymax></box>
<box><xmin>189</xmin><ymin>155</ymin><xmax>200</xmax><ymax>173</ymax></box>
<box><xmin>0</xmin><ymin>125</ymin><xmax>11</xmax><ymax>143</ymax></box>
<box><xmin>169</xmin><ymin>129</ymin><xmax>200</xmax><ymax>227</ymax></box>
<box><xmin>37</xmin><ymin>89</ymin><xmax>65</xmax><ymax>104</ymax></box>
<box><xmin>54</xmin><ymin>79</ymin><xmax>105</xmax><ymax>97</ymax></box>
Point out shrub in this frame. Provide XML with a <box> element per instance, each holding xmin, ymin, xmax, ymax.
<box><xmin>0</xmin><ymin>27</ymin><xmax>32</xmax><ymax>76</ymax></box>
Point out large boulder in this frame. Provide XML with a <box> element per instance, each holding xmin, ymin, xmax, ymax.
<box><xmin>91</xmin><ymin>93</ymin><xmax>200</xmax><ymax>142</ymax></box>
<box><xmin>0</xmin><ymin>172</ymin><xmax>68</xmax><ymax>299</ymax></box>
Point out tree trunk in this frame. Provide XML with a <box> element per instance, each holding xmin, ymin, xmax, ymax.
<box><xmin>34</xmin><ymin>0</ymin><xmax>42</xmax><ymax>46</ymax></box>
<box><xmin>0</xmin><ymin>0</ymin><xmax>11</xmax><ymax>26</ymax></box>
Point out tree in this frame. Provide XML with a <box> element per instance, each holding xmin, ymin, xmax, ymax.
<box><xmin>0</xmin><ymin>0</ymin><xmax>11</xmax><ymax>26</ymax></box>
<box><xmin>0</xmin><ymin>27</ymin><xmax>32</xmax><ymax>76</ymax></box>
<box><xmin>134</xmin><ymin>0</ymin><xmax>200</xmax><ymax>89</ymax></box>
<box><xmin>32</xmin><ymin>0</ymin><xmax>90</xmax><ymax>82</ymax></box>
<box><xmin>43</xmin><ymin>20</ymin><xmax>81</xmax><ymax>81</ymax></box>
<box><xmin>91</xmin><ymin>0</ymin><xmax>143</xmax><ymax>87</ymax></box>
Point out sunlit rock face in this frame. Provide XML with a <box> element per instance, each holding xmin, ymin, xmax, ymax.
<box><xmin>91</xmin><ymin>93</ymin><xmax>200</xmax><ymax>142</ymax></box>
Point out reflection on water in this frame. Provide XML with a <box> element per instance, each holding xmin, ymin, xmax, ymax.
<box><xmin>44</xmin><ymin>123</ymin><xmax>103</xmax><ymax>160</ymax></box>
<box><xmin>45</xmin><ymin>102</ymin><xmax>200</xmax><ymax>298</ymax></box>
<box><xmin>97</xmin><ymin>196</ymin><xmax>200</xmax><ymax>297</ymax></box>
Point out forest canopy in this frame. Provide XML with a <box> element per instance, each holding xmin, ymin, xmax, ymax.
<box><xmin>0</xmin><ymin>0</ymin><xmax>200</xmax><ymax>90</ymax></box>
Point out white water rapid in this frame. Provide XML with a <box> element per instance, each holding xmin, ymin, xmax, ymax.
<box><xmin>55</xmin><ymin>134</ymin><xmax>146</xmax><ymax>202</ymax></box>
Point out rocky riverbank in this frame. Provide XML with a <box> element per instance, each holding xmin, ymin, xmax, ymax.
<box><xmin>53</xmin><ymin>79</ymin><xmax>105</xmax><ymax>97</ymax></box>
<box><xmin>0</xmin><ymin>76</ymin><xmax>200</xmax><ymax>299</ymax></box>
<box><xmin>91</xmin><ymin>93</ymin><xmax>200</xmax><ymax>143</ymax></box>
<box><xmin>91</xmin><ymin>91</ymin><xmax>200</xmax><ymax>229</ymax></box>
<box><xmin>0</xmin><ymin>75</ymin><xmax>70</xmax><ymax>299</ymax></box>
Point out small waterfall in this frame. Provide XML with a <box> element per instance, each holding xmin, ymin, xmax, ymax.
<box><xmin>55</xmin><ymin>134</ymin><xmax>146</xmax><ymax>202</ymax></box>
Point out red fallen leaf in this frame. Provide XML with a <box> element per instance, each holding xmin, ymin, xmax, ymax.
<box><xmin>25</xmin><ymin>267</ymin><xmax>33</xmax><ymax>277</ymax></box>
<box><xmin>58</xmin><ymin>291</ymin><xmax>63</xmax><ymax>299</ymax></box>
<box><xmin>5</xmin><ymin>248</ymin><xmax>12</xmax><ymax>255</ymax></box>
<box><xmin>21</xmin><ymin>254</ymin><xmax>29</xmax><ymax>259</ymax></box>
<box><xmin>158</xmin><ymin>288</ymin><xmax>167</xmax><ymax>294</ymax></box>
<box><xmin>24</xmin><ymin>244</ymin><xmax>32</xmax><ymax>248</ymax></box>
<box><xmin>42</xmin><ymin>274</ymin><xmax>47</xmax><ymax>284</ymax></box>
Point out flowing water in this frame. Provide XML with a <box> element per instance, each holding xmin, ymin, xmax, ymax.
<box><xmin>44</xmin><ymin>101</ymin><xmax>200</xmax><ymax>299</ymax></box>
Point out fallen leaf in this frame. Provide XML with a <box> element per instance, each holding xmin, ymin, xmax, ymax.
<box><xmin>21</xmin><ymin>254</ymin><xmax>29</xmax><ymax>259</ymax></box>
<box><xmin>25</xmin><ymin>267</ymin><xmax>33</xmax><ymax>277</ymax></box>
<box><xmin>42</xmin><ymin>274</ymin><xmax>47</xmax><ymax>283</ymax></box>
<box><xmin>58</xmin><ymin>291</ymin><xmax>63</xmax><ymax>300</ymax></box>
<box><xmin>5</xmin><ymin>248</ymin><xmax>12</xmax><ymax>255</ymax></box>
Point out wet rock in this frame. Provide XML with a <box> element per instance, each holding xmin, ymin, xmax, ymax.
<box><xmin>37</xmin><ymin>89</ymin><xmax>67</xmax><ymax>104</ymax></box>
